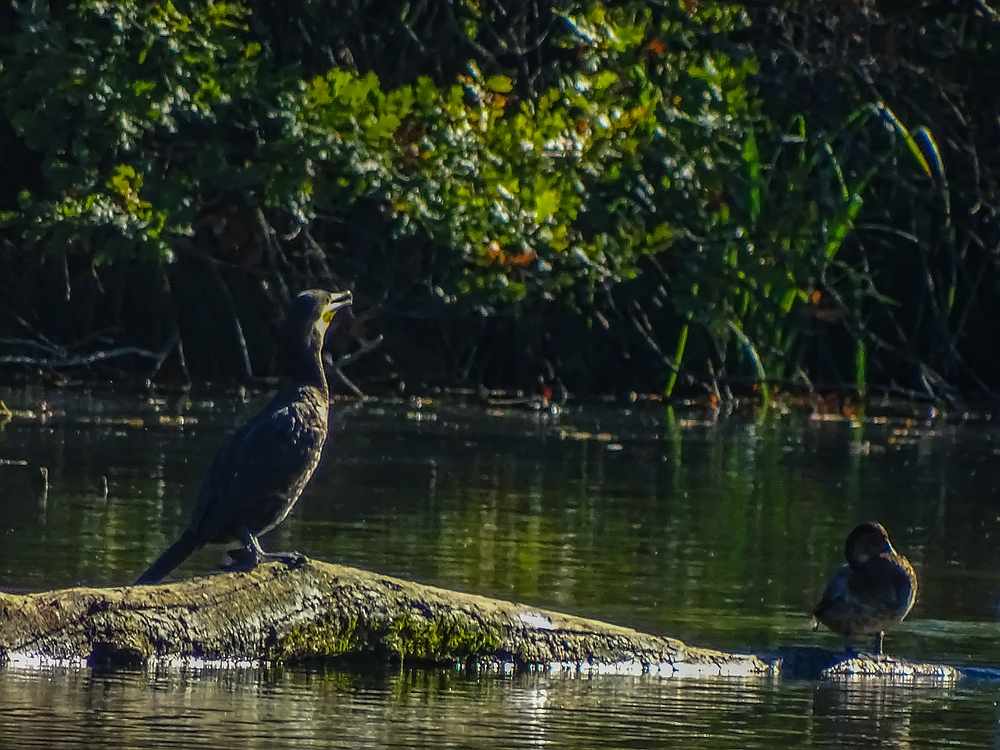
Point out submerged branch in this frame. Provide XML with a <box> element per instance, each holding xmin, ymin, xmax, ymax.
<box><xmin>0</xmin><ymin>560</ymin><xmax>970</xmax><ymax>681</ymax></box>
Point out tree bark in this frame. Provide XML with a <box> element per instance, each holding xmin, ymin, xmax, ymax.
<box><xmin>0</xmin><ymin>559</ymin><xmax>967</xmax><ymax>680</ymax></box>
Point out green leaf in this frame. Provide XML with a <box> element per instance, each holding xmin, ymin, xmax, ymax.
<box><xmin>593</xmin><ymin>70</ymin><xmax>618</xmax><ymax>90</ymax></box>
<box><xmin>534</xmin><ymin>189</ymin><xmax>559</xmax><ymax>222</ymax></box>
<box><xmin>486</xmin><ymin>75</ymin><xmax>513</xmax><ymax>93</ymax></box>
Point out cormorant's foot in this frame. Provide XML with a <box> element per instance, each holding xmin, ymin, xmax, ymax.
<box><xmin>221</xmin><ymin>546</ymin><xmax>260</xmax><ymax>572</ymax></box>
<box><xmin>261</xmin><ymin>550</ymin><xmax>307</xmax><ymax>569</ymax></box>
<box><xmin>221</xmin><ymin>545</ymin><xmax>306</xmax><ymax>572</ymax></box>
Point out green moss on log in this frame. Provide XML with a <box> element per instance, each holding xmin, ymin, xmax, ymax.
<box><xmin>269</xmin><ymin>614</ymin><xmax>366</xmax><ymax>661</ymax></box>
<box><xmin>381</xmin><ymin>610</ymin><xmax>504</xmax><ymax>662</ymax></box>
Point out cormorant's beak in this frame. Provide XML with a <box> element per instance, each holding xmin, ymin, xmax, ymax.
<box><xmin>316</xmin><ymin>290</ymin><xmax>353</xmax><ymax>335</ymax></box>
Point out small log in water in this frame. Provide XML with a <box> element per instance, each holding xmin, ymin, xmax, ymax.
<box><xmin>0</xmin><ymin>560</ymin><xmax>967</xmax><ymax>680</ymax></box>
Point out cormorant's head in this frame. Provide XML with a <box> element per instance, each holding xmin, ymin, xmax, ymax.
<box><xmin>287</xmin><ymin>288</ymin><xmax>353</xmax><ymax>346</ymax></box>
<box><xmin>844</xmin><ymin>521</ymin><xmax>896</xmax><ymax>567</ymax></box>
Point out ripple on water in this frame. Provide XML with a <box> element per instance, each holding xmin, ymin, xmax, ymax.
<box><xmin>1</xmin><ymin>667</ymin><xmax>1000</xmax><ymax>749</ymax></box>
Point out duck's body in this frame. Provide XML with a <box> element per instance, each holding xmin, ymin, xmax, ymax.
<box><xmin>811</xmin><ymin>522</ymin><xmax>917</xmax><ymax>655</ymax></box>
<box><xmin>136</xmin><ymin>289</ymin><xmax>352</xmax><ymax>585</ymax></box>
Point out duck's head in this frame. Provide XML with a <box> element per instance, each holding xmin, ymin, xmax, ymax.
<box><xmin>844</xmin><ymin>521</ymin><xmax>896</xmax><ymax>566</ymax></box>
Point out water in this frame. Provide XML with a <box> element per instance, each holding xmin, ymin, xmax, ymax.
<box><xmin>2</xmin><ymin>666</ymin><xmax>998</xmax><ymax>749</ymax></box>
<box><xmin>2</xmin><ymin>385</ymin><xmax>1000</xmax><ymax>748</ymax></box>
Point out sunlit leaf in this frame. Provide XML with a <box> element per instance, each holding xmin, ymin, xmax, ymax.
<box><xmin>486</xmin><ymin>75</ymin><xmax>513</xmax><ymax>93</ymax></box>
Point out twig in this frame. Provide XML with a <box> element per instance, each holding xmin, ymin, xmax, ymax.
<box><xmin>321</xmin><ymin>334</ymin><xmax>385</xmax><ymax>399</ymax></box>
<box><xmin>336</xmin><ymin>335</ymin><xmax>384</xmax><ymax>367</ymax></box>
<box><xmin>203</xmin><ymin>262</ymin><xmax>254</xmax><ymax>379</ymax></box>
<box><xmin>254</xmin><ymin>208</ymin><xmax>291</xmax><ymax>303</ymax></box>
<box><xmin>0</xmin><ymin>338</ymin><xmax>57</xmax><ymax>353</ymax></box>
<box><xmin>328</xmin><ymin>363</ymin><xmax>365</xmax><ymax>398</ymax></box>
<box><xmin>626</xmin><ymin>300</ymin><xmax>675</xmax><ymax>368</ymax></box>
<box><xmin>0</xmin><ymin>346</ymin><xmax>164</xmax><ymax>368</ymax></box>
<box><xmin>8</xmin><ymin>312</ymin><xmax>58</xmax><ymax>350</ymax></box>
<box><xmin>302</xmin><ymin>229</ymin><xmax>353</xmax><ymax>291</ymax></box>
<box><xmin>147</xmin><ymin>329</ymin><xmax>181</xmax><ymax>383</ymax></box>
<box><xmin>161</xmin><ymin>270</ymin><xmax>192</xmax><ymax>387</ymax></box>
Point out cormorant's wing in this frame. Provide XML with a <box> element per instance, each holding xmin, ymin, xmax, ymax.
<box><xmin>189</xmin><ymin>390</ymin><xmax>328</xmax><ymax>543</ymax></box>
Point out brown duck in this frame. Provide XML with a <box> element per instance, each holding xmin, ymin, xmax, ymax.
<box><xmin>811</xmin><ymin>521</ymin><xmax>918</xmax><ymax>655</ymax></box>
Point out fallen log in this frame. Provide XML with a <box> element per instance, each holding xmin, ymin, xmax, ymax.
<box><xmin>0</xmin><ymin>559</ymin><xmax>970</xmax><ymax>680</ymax></box>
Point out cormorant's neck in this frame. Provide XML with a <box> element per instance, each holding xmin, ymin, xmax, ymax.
<box><xmin>287</xmin><ymin>337</ymin><xmax>328</xmax><ymax>393</ymax></box>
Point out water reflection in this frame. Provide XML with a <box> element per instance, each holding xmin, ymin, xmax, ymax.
<box><xmin>810</xmin><ymin>680</ymin><xmax>916</xmax><ymax>748</ymax></box>
<box><xmin>0</xmin><ymin>665</ymin><xmax>997</xmax><ymax>749</ymax></box>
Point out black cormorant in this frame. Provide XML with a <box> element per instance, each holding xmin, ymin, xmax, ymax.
<box><xmin>136</xmin><ymin>288</ymin><xmax>353</xmax><ymax>585</ymax></box>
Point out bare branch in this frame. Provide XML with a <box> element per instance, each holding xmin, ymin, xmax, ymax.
<box><xmin>0</xmin><ymin>346</ymin><xmax>164</xmax><ymax>368</ymax></box>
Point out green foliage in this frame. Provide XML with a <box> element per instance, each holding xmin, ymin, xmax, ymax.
<box><xmin>269</xmin><ymin>0</ymin><xmax>782</xmax><ymax>334</ymax></box>
<box><xmin>738</xmin><ymin>0</ymin><xmax>998</xmax><ymax>397</ymax></box>
<box><xmin>0</xmin><ymin>0</ymin><xmax>976</xmax><ymax>393</ymax></box>
<box><xmin>1</xmin><ymin>0</ymin><xmax>267</xmax><ymax>263</ymax></box>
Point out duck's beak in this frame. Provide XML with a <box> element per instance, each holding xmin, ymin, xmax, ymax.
<box><xmin>316</xmin><ymin>290</ymin><xmax>353</xmax><ymax>335</ymax></box>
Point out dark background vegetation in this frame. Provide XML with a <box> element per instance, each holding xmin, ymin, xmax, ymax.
<box><xmin>0</xmin><ymin>0</ymin><xmax>997</xmax><ymax>402</ymax></box>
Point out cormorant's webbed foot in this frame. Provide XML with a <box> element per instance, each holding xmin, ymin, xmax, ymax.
<box><xmin>222</xmin><ymin>545</ymin><xmax>257</xmax><ymax>572</ymax></box>
<box><xmin>222</xmin><ymin>547</ymin><xmax>305</xmax><ymax>571</ymax></box>
<box><xmin>261</xmin><ymin>550</ymin><xmax>307</xmax><ymax>568</ymax></box>
<box><xmin>223</xmin><ymin>530</ymin><xmax>307</xmax><ymax>572</ymax></box>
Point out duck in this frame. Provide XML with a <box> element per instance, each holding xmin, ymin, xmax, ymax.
<box><xmin>811</xmin><ymin>521</ymin><xmax>918</xmax><ymax>655</ymax></box>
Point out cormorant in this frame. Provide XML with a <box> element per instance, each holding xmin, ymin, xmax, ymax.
<box><xmin>811</xmin><ymin>521</ymin><xmax>918</xmax><ymax>655</ymax></box>
<box><xmin>136</xmin><ymin>288</ymin><xmax>353</xmax><ymax>585</ymax></box>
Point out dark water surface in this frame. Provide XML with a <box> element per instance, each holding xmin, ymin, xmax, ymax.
<box><xmin>2</xmin><ymin>385</ymin><xmax>1000</xmax><ymax>748</ymax></box>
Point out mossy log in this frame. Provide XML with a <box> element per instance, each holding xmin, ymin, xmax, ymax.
<box><xmin>0</xmin><ymin>559</ymin><xmax>971</xmax><ymax>680</ymax></box>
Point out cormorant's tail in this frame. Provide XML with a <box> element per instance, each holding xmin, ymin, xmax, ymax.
<box><xmin>136</xmin><ymin>529</ymin><xmax>200</xmax><ymax>585</ymax></box>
